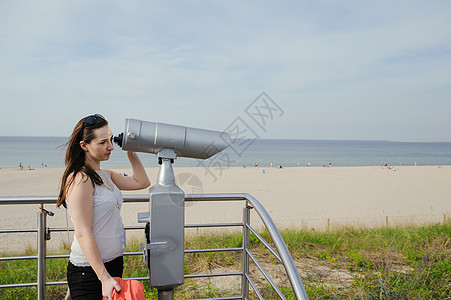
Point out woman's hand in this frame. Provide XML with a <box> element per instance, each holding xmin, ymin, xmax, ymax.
<box><xmin>101</xmin><ymin>276</ymin><xmax>121</xmax><ymax>300</ymax></box>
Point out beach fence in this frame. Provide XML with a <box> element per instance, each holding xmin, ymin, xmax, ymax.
<box><xmin>0</xmin><ymin>193</ymin><xmax>308</xmax><ymax>300</ymax></box>
<box><xmin>298</xmin><ymin>213</ymin><xmax>450</xmax><ymax>232</ymax></box>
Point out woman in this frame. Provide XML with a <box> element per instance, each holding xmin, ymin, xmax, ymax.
<box><xmin>57</xmin><ymin>114</ymin><xmax>151</xmax><ymax>300</ymax></box>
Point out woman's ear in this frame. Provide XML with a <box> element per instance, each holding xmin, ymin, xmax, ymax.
<box><xmin>79</xmin><ymin>141</ymin><xmax>88</xmax><ymax>152</ymax></box>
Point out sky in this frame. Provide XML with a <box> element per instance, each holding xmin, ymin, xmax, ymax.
<box><xmin>0</xmin><ymin>0</ymin><xmax>450</xmax><ymax>141</ymax></box>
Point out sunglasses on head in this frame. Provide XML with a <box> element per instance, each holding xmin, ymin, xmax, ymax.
<box><xmin>80</xmin><ymin>114</ymin><xmax>105</xmax><ymax>139</ymax></box>
<box><xmin>83</xmin><ymin>114</ymin><xmax>105</xmax><ymax>125</ymax></box>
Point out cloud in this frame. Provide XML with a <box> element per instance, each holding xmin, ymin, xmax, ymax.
<box><xmin>0</xmin><ymin>0</ymin><xmax>450</xmax><ymax>140</ymax></box>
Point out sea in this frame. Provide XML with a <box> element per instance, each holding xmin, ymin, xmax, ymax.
<box><xmin>0</xmin><ymin>136</ymin><xmax>450</xmax><ymax>169</ymax></box>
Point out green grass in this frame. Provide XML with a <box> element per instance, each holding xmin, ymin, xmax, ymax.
<box><xmin>1</xmin><ymin>223</ymin><xmax>449</xmax><ymax>299</ymax></box>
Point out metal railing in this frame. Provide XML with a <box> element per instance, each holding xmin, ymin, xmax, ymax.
<box><xmin>0</xmin><ymin>193</ymin><xmax>308</xmax><ymax>299</ymax></box>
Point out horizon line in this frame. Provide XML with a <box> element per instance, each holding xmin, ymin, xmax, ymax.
<box><xmin>0</xmin><ymin>135</ymin><xmax>450</xmax><ymax>143</ymax></box>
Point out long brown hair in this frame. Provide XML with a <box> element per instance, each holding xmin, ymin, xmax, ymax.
<box><xmin>57</xmin><ymin>115</ymin><xmax>109</xmax><ymax>208</ymax></box>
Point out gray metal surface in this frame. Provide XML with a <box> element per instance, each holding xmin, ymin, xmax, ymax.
<box><xmin>147</xmin><ymin>157</ymin><xmax>185</xmax><ymax>290</ymax></box>
<box><xmin>185</xmin><ymin>247</ymin><xmax>242</xmax><ymax>254</ymax></box>
<box><xmin>185</xmin><ymin>222</ymin><xmax>243</xmax><ymax>228</ymax></box>
<box><xmin>37</xmin><ymin>205</ymin><xmax>47</xmax><ymax>300</ymax></box>
<box><xmin>185</xmin><ymin>272</ymin><xmax>242</xmax><ymax>279</ymax></box>
<box><xmin>118</xmin><ymin>118</ymin><xmax>230</xmax><ymax>159</ymax></box>
<box><xmin>241</xmin><ymin>205</ymin><xmax>250</xmax><ymax>299</ymax></box>
<box><xmin>158</xmin><ymin>289</ymin><xmax>174</xmax><ymax>300</ymax></box>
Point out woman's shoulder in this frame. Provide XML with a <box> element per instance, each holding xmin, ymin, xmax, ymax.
<box><xmin>68</xmin><ymin>171</ymin><xmax>92</xmax><ymax>186</ymax></box>
<box><xmin>65</xmin><ymin>171</ymin><xmax>95</xmax><ymax>203</ymax></box>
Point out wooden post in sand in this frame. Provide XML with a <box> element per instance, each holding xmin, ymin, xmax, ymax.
<box><xmin>385</xmin><ymin>216</ymin><xmax>389</xmax><ymax>227</ymax></box>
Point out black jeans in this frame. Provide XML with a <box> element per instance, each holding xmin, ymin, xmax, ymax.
<box><xmin>67</xmin><ymin>256</ymin><xmax>124</xmax><ymax>300</ymax></box>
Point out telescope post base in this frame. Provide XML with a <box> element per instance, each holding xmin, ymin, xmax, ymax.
<box><xmin>158</xmin><ymin>289</ymin><xmax>174</xmax><ymax>300</ymax></box>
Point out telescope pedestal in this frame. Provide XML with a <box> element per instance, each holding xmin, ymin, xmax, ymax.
<box><xmin>138</xmin><ymin>149</ymin><xmax>184</xmax><ymax>299</ymax></box>
<box><xmin>158</xmin><ymin>289</ymin><xmax>175</xmax><ymax>300</ymax></box>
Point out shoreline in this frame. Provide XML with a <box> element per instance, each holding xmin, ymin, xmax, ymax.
<box><xmin>1</xmin><ymin>166</ymin><xmax>450</xmax><ymax>253</ymax></box>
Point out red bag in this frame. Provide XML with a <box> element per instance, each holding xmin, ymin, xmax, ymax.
<box><xmin>104</xmin><ymin>277</ymin><xmax>146</xmax><ymax>300</ymax></box>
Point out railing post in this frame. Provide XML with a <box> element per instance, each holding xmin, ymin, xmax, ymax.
<box><xmin>37</xmin><ymin>204</ymin><xmax>47</xmax><ymax>300</ymax></box>
<box><xmin>241</xmin><ymin>202</ymin><xmax>250</xmax><ymax>299</ymax></box>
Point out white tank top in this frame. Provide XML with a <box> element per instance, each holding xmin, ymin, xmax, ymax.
<box><xmin>69</xmin><ymin>170</ymin><xmax>126</xmax><ymax>267</ymax></box>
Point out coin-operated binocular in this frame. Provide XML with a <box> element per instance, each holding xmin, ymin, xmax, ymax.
<box><xmin>114</xmin><ymin>118</ymin><xmax>230</xmax><ymax>299</ymax></box>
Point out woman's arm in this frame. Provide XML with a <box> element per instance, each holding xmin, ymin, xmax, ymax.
<box><xmin>109</xmin><ymin>152</ymin><xmax>151</xmax><ymax>190</ymax></box>
<box><xmin>67</xmin><ymin>173</ymin><xmax>121</xmax><ymax>300</ymax></box>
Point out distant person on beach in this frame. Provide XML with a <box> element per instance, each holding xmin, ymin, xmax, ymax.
<box><xmin>56</xmin><ymin>114</ymin><xmax>150</xmax><ymax>300</ymax></box>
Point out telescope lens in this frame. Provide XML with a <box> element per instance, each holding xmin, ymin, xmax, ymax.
<box><xmin>113</xmin><ymin>133</ymin><xmax>123</xmax><ymax>148</ymax></box>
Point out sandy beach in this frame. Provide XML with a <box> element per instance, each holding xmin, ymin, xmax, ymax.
<box><xmin>1</xmin><ymin>165</ymin><xmax>450</xmax><ymax>253</ymax></box>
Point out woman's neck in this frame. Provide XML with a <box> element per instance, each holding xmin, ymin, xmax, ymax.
<box><xmin>85</xmin><ymin>158</ymin><xmax>100</xmax><ymax>170</ymax></box>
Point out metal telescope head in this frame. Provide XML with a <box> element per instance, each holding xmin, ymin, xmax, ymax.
<box><xmin>113</xmin><ymin>118</ymin><xmax>230</xmax><ymax>159</ymax></box>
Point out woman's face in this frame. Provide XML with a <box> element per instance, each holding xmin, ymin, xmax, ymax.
<box><xmin>82</xmin><ymin>125</ymin><xmax>114</xmax><ymax>163</ymax></box>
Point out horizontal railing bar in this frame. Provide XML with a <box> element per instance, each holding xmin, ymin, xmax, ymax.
<box><xmin>123</xmin><ymin>251</ymin><xmax>143</xmax><ymax>256</ymax></box>
<box><xmin>46</xmin><ymin>281</ymin><xmax>67</xmax><ymax>286</ymax></box>
<box><xmin>185</xmin><ymin>223</ymin><xmax>243</xmax><ymax>228</ymax></box>
<box><xmin>0</xmin><ymin>225</ymin><xmax>145</xmax><ymax>234</ymax></box>
<box><xmin>124</xmin><ymin>225</ymin><xmax>146</xmax><ymax>230</ymax></box>
<box><xmin>0</xmin><ymin>251</ymin><xmax>143</xmax><ymax>262</ymax></box>
<box><xmin>1</xmin><ymin>247</ymin><xmax>242</xmax><ymax>262</ymax></box>
<box><xmin>0</xmin><ymin>194</ymin><xmax>249</xmax><ymax>205</ymax></box>
<box><xmin>0</xmin><ymin>272</ymin><xmax>243</xmax><ymax>289</ymax></box>
<box><xmin>246</xmin><ymin>249</ymin><xmax>286</xmax><ymax>300</ymax></box>
<box><xmin>247</xmin><ymin>224</ymin><xmax>282</xmax><ymax>263</ymax></box>
<box><xmin>0</xmin><ymin>255</ymin><xmax>37</xmax><ymax>261</ymax></box>
<box><xmin>46</xmin><ymin>254</ymin><xmax>68</xmax><ymax>259</ymax></box>
<box><xmin>48</xmin><ymin>223</ymin><xmax>243</xmax><ymax>232</ymax></box>
<box><xmin>124</xmin><ymin>276</ymin><xmax>149</xmax><ymax>281</ymax></box>
<box><xmin>122</xmin><ymin>195</ymin><xmax>149</xmax><ymax>203</ymax></box>
<box><xmin>47</xmin><ymin>227</ymin><xmax>73</xmax><ymax>232</ymax></box>
<box><xmin>45</xmin><ymin>251</ymin><xmax>143</xmax><ymax>259</ymax></box>
<box><xmin>184</xmin><ymin>272</ymin><xmax>242</xmax><ymax>279</ymax></box>
<box><xmin>246</xmin><ymin>274</ymin><xmax>264</xmax><ymax>300</ymax></box>
<box><xmin>2</xmin><ymin>278</ymin><xmax>148</xmax><ymax>289</ymax></box>
<box><xmin>120</xmin><ymin>275</ymin><xmax>257</xmax><ymax>283</ymax></box>
<box><xmin>185</xmin><ymin>194</ymin><xmax>247</xmax><ymax>202</ymax></box>
<box><xmin>0</xmin><ymin>282</ymin><xmax>37</xmax><ymax>288</ymax></box>
<box><xmin>185</xmin><ymin>247</ymin><xmax>242</xmax><ymax>254</ymax></box>
<box><xmin>0</xmin><ymin>228</ymin><xmax>37</xmax><ymax>234</ymax></box>
<box><xmin>47</xmin><ymin>225</ymin><xmax>145</xmax><ymax>233</ymax></box>
<box><xmin>54</xmin><ymin>251</ymin><xmax>141</xmax><ymax>260</ymax></box>
<box><xmin>0</xmin><ymin>196</ymin><xmax>58</xmax><ymax>205</ymax></box>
